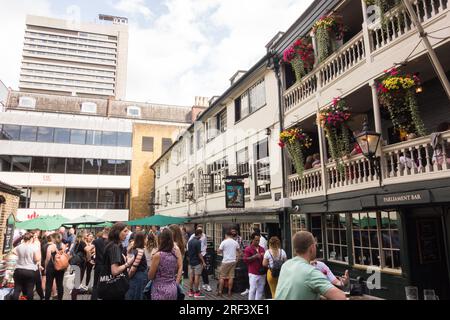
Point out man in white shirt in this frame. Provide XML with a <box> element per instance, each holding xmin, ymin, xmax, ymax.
<box><xmin>253</xmin><ymin>227</ymin><xmax>268</xmax><ymax>250</ymax></box>
<box><xmin>188</xmin><ymin>225</ymin><xmax>211</xmax><ymax>292</ymax></box>
<box><xmin>218</xmin><ymin>230</ymin><xmax>241</xmax><ymax>297</ymax></box>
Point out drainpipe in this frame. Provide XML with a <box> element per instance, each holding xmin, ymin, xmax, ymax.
<box><xmin>270</xmin><ymin>53</ymin><xmax>291</xmax><ymax>255</ymax></box>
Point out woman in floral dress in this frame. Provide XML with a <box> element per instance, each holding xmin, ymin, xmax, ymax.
<box><xmin>148</xmin><ymin>228</ymin><xmax>183</xmax><ymax>300</ymax></box>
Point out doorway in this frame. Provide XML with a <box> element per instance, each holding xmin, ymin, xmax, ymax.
<box><xmin>406</xmin><ymin>207</ymin><xmax>450</xmax><ymax>300</ymax></box>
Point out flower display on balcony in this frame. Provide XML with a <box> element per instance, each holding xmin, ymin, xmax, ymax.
<box><xmin>377</xmin><ymin>68</ymin><xmax>426</xmax><ymax>137</ymax></box>
<box><xmin>279</xmin><ymin>128</ymin><xmax>313</xmax><ymax>177</ymax></box>
<box><xmin>283</xmin><ymin>37</ymin><xmax>315</xmax><ymax>82</ymax></box>
<box><xmin>319</xmin><ymin>97</ymin><xmax>352</xmax><ymax>173</ymax></box>
<box><xmin>312</xmin><ymin>15</ymin><xmax>346</xmax><ymax>63</ymax></box>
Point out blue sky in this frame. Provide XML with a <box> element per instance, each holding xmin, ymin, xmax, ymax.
<box><xmin>0</xmin><ymin>0</ymin><xmax>314</xmax><ymax>105</ymax></box>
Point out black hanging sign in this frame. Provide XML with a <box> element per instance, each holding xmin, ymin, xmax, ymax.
<box><xmin>225</xmin><ymin>181</ymin><xmax>245</xmax><ymax>209</ymax></box>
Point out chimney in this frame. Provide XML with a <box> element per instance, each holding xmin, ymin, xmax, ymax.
<box><xmin>230</xmin><ymin>70</ymin><xmax>247</xmax><ymax>86</ymax></box>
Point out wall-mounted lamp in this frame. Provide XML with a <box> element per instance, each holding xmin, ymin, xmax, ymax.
<box><xmin>265</xmin><ymin>128</ymin><xmax>272</xmax><ymax>136</ymax></box>
<box><xmin>165</xmin><ymin>192</ymin><xmax>172</xmax><ymax>204</ymax></box>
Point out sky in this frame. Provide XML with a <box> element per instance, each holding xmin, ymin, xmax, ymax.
<box><xmin>0</xmin><ymin>0</ymin><xmax>314</xmax><ymax>106</ymax></box>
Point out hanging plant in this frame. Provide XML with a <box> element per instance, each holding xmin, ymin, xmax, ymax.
<box><xmin>319</xmin><ymin>97</ymin><xmax>352</xmax><ymax>174</ymax></box>
<box><xmin>283</xmin><ymin>37</ymin><xmax>315</xmax><ymax>82</ymax></box>
<box><xmin>279</xmin><ymin>128</ymin><xmax>313</xmax><ymax>177</ymax></box>
<box><xmin>377</xmin><ymin>68</ymin><xmax>426</xmax><ymax>137</ymax></box>
<box><xmin>312</xmin><ymin>15</ymin><xmax>346</xmax><ymax>63</ymax></box>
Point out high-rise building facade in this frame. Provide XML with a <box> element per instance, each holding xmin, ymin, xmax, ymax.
<box><xmin>19</xmin><ymin>14</ymin><xmax>128</xmax><ymax>99</ymax></box>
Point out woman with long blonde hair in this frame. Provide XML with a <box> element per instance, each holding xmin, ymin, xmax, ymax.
<box><xmin>262</xmin><ymin>236</ymin><xmax>287</xmax><ymax>298</ymax></box>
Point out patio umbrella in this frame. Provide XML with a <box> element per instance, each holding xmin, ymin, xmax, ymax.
<box><xmin>15</xmin><ymin>215</ymin><xmax>68</xmax><ymax>231</ymax></box>
<box><xmin>76</xmin><ymin>222</ymin><xmax>114</xmax><ymax>229</ymax></box>
<box><xmin>127</xmin><ymin>214</ymin><xmax>189</xmax><ymax>226</ymax></box>
<box><xmin>64</xmin><ymin>214</ymin><xmax>106</xmax><ymax>226</ymax></box>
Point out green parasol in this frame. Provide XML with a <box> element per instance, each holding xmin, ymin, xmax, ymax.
<box><xmin>15</xmin><ymin>215</ymin><xmax>68</xmax><ymax>231</ymax></box>
<box><xmin>63</xmin><ymin>215</ymin><xmax>106</xmax><ymax>227</ymax></box>
<box><xmin>126</xmin><ymin>214</ymin><xmax>189</xmax><ymax>226</ymax></box>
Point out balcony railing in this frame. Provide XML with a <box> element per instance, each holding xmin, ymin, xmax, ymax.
<box><xmin>319</xmin><ymin>32</ymin><xmax>366</xmax><ymax>87</ymax></box>
<box><xmin>288</xmin><ymin>131</ymin><xmax>450</xmax><ymax>199</ymax></box>
<box><xmin>283</xmin><ymin>0</ymin><xmax>448</xmax><ymax>114</ymax></box>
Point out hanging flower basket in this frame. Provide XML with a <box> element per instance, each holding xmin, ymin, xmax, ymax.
<box><xmin>279</xmin><ymin>128</ymin><xmax>313</xmax><ymax>177</ymax></box>
<box><xmin>377</xmin><ymin>68</ymin><xmax>426</xmax><ymax>137</ymax></box>
<box><xmin>319</xmin><ymin>97</ymin><xmax>352</xmax><ymax>174</ymax></box>
<box><xmin>283</xmin><ymin>38</ymin><xmax>315</xmax><ymax>82</ymax></box>
<box><xmin>312</xmin><ymin>15</ymin><xmax>346</xmax><ymax>63</ymax></box>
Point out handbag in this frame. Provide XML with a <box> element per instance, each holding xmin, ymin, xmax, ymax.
<box><xmin>143</xmin><ymin>280</ymin><xmax>153</xmax><ymax>300</ymax></box>
<box><xmin>69</xmin><ymin>243</ymin><xmax>85</xmax><ymax>266</ymax></box>
<box><xmin>98</xmin><ymin>272</ymin><xmax>129</xmax><ymax>300</ymax></box>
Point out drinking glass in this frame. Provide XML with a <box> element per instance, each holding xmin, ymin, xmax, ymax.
<box><xmin>424</xmin><ymin>289</ymin><xmax>438</xmax><ymax>300</ymax></box>
<box><xmin>405</xmin><ymin>286</ymin><xmax>418</xmax><ymax>300</ymax></box>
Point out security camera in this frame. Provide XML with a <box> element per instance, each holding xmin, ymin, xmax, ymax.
<box><xmin>293</xmin><ymin>205</ymin><xmax>300</xmax><ymax>212</ymax></box>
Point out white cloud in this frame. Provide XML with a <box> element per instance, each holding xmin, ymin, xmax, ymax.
<box><xmin>0</xmin><ymin>0</ymin><xmax>53</xmax><ymax>90</ymax></box>
<box><xmin>114</xmin><ymin>0</ymin><xmax>153</xmax><ymax>19</ymax></box>
<box><xmin>122</xmin><ymin>0</ymin><xmax>314</xmax><ymax>105</ymax></box>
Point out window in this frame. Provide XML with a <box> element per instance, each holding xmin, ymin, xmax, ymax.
<box><xmin>84</xmin><ymin>159</ymin><xmax>100</xmax><ymax>174</ymax></box>
<box><xmin>352</xmin><ymin>211</ymin><xmax>401</xmax><ymax>271</ymax></box>
<box><xmin>179</xmin><ymin>141</ymin><xmax>186</xmax><ymax>162</ymax></box>
<box><xmin>54</xmin><ymin>128</ymin><xmax>70</xmax><ymax>144</ymax></box>
<box><xmin>66</xmin><ymin>158</ymin><xmax>83</xmax><ymax>174</ymax></box>
<box><xmin>206</xmin><ymin>117</ymin><xmax>218</xmax><ymax>141</ymax></box>
<box><xmin>291</xmin><ymin>214</ymin><xmax>307</xmax><ymax>234</ymax></box>
<box><xmin>127</xmin><ymin>106</ymin><xmax>141</xmax><ymax>117</ymax></box>
<box><xmin>165</xmin><ymin>159</ymin><xmax>169</xmax><ymax>173</ymax></box>
<box><xmin>81</xmin><ymin>102</ymin><xmax>97</xmax><ymax>113</ymax></box>
<box><xmin>190</xmin><ymin>135</ymin><xmax>194</xmax><ymax>155</ymax></box>
<box><xmin>70</xmin><ymin>129</ymin><xmax>86</xmax><ymax>144</ymax></box>
<box><xmin>18</xmin><ymin>97</ymin><xmax>36</xmax><ymax>108</ymax></box>
<box><xmin>214</xmin><ymin>223</ymin><xmax>223</xmax><ymax>251</ymax></box>
<box><xmin>310</xmin><ymin>214</ymin><xmax>324</xmax><ymax>259</ymax></box>
<box><xmin>85</xmin><ymin>130</ymin><xmax>101</xmax><ymax>145</ymax></box>
<box><xmin>99</xmin><ymin>159</ymin><xmax>117</xmax><ymax>175</ymax></box>
<box><xmin>254</xmin><ymin>139</ymin><xmax>270</xmax><ymax>196</ymax></box>
<box><xmin>37</xmin><ymin>127</ymin><xmax>54</xmax><ymax>142</ymax></box>
<box><xmin>235</xmin><ymin>79</ymin><xmax>265</xmax><ymax>122</ymax></box>
<box><xmin>2</xmin><ymin>124</ymin><xmax>21</xmax><ymax>140</ymax></box>
<box><xmin>162</xmin><ymin>138</ymin><xmax>172</xmax><ymax>154</ymax></box>
<box><xmin>236</xmin><ymin>147</ymin><xmax>250</xmax><ymax>196</ymax></box>
<box><xmin>326</xmin><ymin>214</ymin><xmax>348</xmax><ymax>263</ymax></box>
<box><xmin>142</xmin><ymin>136</ymin><xmax>154</xmax><ymax>152</ymax></box>
<box><xmin>249</xmin><ymin>79</ymin><xmax>266</xmax><ymax>112</ymax></box>
<box><xmin>156</xmin><ymin>190</ymin><xmax>160</xmax><ymax>209</ymax></box>
<box><xmin>196</xmin><ymin>128</ymin><xmax>204</xmax><ymax>150</ymax></box>
<box><xmin>98</xmin><ymin>189</ymin><xmax>128</xmax><ymax>209</ymax></box>
<box><xmin>115</xmin><ymin>160</ymin><xmax>130</xmax><ymax>175</ymax></box>
<box><xmin>101</xmin><ymin>131</ymin><xmax>117</xmax><ymax>146</ymax></box>
<box><xmin>20</xmin><ymin>126</ymin><xmax>37</xmax><ymax>142</ymax></box>
<box><xmin>176</xmin><ymin>181</ymin><xmax>180</xmax><ymax>204</ymax></box>
<box><xmin>48</xmin><ymin>158</ymin><xmax>66</xmax><ymax>173</ymax></box>
<box><xmin>182</xmin><ymin>177</ymin><xmax>187</xmax><ymax>202</ymax></box>
<box><xmin>12</xmin><ymin>156</ymin><xmax>31</xmax><ymax>172</ymax></box>
<box><xmin>207</xmin><ymin>157</ymin><xmax>228</xmax><ymax>193</ymax></box>
<box><xmin>0</xmin><ymin>155</ymin><xmax>12</xmax><ymax>171</ymax></box>
<box><xmin>217</xmin><ymin>109</ymin><xmax>227</xmax><ymax>133</ymax></box>
<box><xmin>117</xmin><ymin>132</ymin><xmax>132</xmax><ymax>147</ymax></box>
<box><xmin>31</xmin><ymin>157</ymin><xmax>48</xmax><ymax>173</ymax></box>
<box><xmin>65</xmin><ymin>188</ymin><xmax>97</xmax><ymax>209</ymax></box>
<box><xmin>156</xmin><ymin>166</ymin><xmax>160</xmax><ymax>179</ymax></box>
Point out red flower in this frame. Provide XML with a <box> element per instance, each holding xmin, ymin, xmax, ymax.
<box><xmin>278</xmin><ymin>141</ymin><xmax>285</xmax><ymax>148</ymax></box>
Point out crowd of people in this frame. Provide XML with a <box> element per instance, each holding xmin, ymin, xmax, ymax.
<box><xmin>9</xmin><ymin>222</ymin><xmax>351</xmax><ymax>300</ymax></box>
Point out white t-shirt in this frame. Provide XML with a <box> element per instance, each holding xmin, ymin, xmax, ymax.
<box><xmin>263</xmin><ymin>249</ymin><xmax>287</xmax><ymax>269</ymax></box>
<box><xmin>189</xmin><ymin>233</ymin><xmax>207</xmax><ymax>256</ymax></box>
<box><xmin>259</xmin><ymin>235</ymin><xmax>268</xmax><ymax>250</ymax></box>
<box><xmin>219</xmin><ymin>238</ymin><xmax>240</xmax><ymax>264</ymax></box>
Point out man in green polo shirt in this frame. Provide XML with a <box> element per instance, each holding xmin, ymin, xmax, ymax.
<box><xmin>275</xmin><ymin>231</ymin><xmax>346</xmax><ymax>300</ymax></box>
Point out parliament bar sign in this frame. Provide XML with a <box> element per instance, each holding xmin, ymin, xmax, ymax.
<box><xmin>377</xmin><ymin>190</ymin><xmax>430</xmax><ymax>207</ymax></box>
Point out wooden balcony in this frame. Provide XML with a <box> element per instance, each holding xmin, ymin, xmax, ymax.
<box><xmin>288</xmin><ymin>131</ymin><xmax>450</xmax><ymax>199</ymax></box>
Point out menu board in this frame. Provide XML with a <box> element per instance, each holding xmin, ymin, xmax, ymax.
<box><xmin>417</xmin><ymin>219</ymin><xmax>441</xmax><ymax>264</ymax></box>
<box><xmin>2</xmin><ymin>214</ymin><xmax>15</xmax><ymax>254</ymax></box>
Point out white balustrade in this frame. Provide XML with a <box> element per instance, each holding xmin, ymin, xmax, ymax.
<box><xmin>288</xmin><ymin>168</ymin><xmax>323</xmax><ymax>198</ymax></box>
<box><xmin>283</xmin><ymin>73</ymin><xmax>317</xmax><ymax>113</ymax></box>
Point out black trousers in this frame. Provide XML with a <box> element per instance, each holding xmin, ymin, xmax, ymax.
<box><xmin>183</xmin><ymin>255</ymin><xmax>189</xmax><ymax>279</ymax></box>
<box><xmin>91</xmin><ymin>264</ymin><xmax>104</xmax><ymax>300</ymax></box>
<box><xmin>35</xmin><ymin>269</ymin><xmax>44</xmax><ymax>299</ymax></box>
<box><xmin>45</xmin><ymin>266</ymin><xmax>65</xmax><ymax>300</ymax></box>
<box><xmin>86</xmin><ymin>262</ymin><xmax>94</xmax><ymax>287</ymax></box>
<box><xmin>12</xmin><ymin>269</ymin><xmax>36</xmax><ymax>300</ymax></box>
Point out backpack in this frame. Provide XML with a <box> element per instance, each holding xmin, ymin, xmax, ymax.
<box><xmin>269</xmin><ymin>251</ymin><xmax>285</xmax><ymax>278</ymax></box>
<box><xmin>54</xmin><ymin>249</ymin><xmax>69</xmax><ymax>271</ymax></box>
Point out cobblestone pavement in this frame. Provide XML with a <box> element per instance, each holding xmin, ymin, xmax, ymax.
<box><xmin>37</xmin><ymin>269</ymin><xmax>249</xmax><ymax>301</ymax></box>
